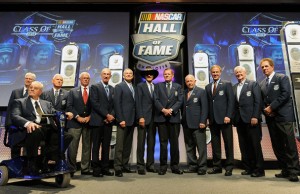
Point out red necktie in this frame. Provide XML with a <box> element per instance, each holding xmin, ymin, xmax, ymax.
<box><xmin>83</xmin><ymin>87</ymin><xmax>88</xmax><ymax>104</ymax></box>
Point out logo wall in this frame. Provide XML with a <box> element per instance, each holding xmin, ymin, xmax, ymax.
<box><xmin>132</xmin><ymin>12</ymin><xmax>185</xmax><ymax>70</ymax></box>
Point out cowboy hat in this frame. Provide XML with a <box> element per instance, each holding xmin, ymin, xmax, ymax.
<box><xmin>139</xmin><ymin>66</ymin><xmax>159</xmax><ymax>79</ymax></box>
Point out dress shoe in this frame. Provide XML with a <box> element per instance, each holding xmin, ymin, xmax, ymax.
<box><xmin>102</xmin><ymin>170</ymin><xmax>114</xmax><ymax>176</ymax></box>
<box><xmin>275</xmin><ymin>171</ymin><xmax>289</xmax><ymax>178</ymax></box>
<box><xmin>138</xmin><ymin>169</ymin><xmax>146</xmax><ymax>175</ymax></box>
<box><xmin>207</xmin><ymin>168</ymin><xmax>222</xmax><ymax>174</ymax></box>
<box><xmin>122</xmin><ymin>168</ymin><xmax>137</xmax><ymax>173</ymax></box>
<box><xmin>93</xmin><ymin>172</ymin><xmax>104</xmax><ymax>177</ymax></box>
<box><xmin>115</xmin><ymin>170</ymin><xmax>123</xmax><ymax>177</ymax></box>
<box><xmin>172</xmin><ymin>169</ymin><xmax>183</xmax><ymax>175</ymax></box>
<box><xmin>224</xmin><ymin>170</ymin><xmax>232</xmax><ymax>176</ymax></box>
<box><xmin>81</xmin><ymin>171</ymin><xmax>93</xmax><ymax>175</ymax></box>
<box><xmin>183</xmin><ymin>169</ymin><xmax>197</xmax><ymax>173</ymax></box>
<box><xmin>288</xmin><ymin>174</ymin><xmax>299</xmax><ymax>182</ymax></box>
<box><xmin>158</xmin><ymin>169</ymin><xmax>166</xmax><ymax>175</ymax></box>
<box><xmin>146</xmin><ymin>168</ymin><xmax>157</xmax><ymax>173</ymax></box>
<box><xmin>197</xmin><ymin>169</ymin><xmax>206</xmax><ymax>175</ymax></box>
<box><xmin>241</xmin><ymin>170</ymin><xmax>252</xmax><ymax>175</ymax></box>
<box><xmin>251</xmin><ymin>171</ymin><xmax>265</xmax><ymax>177</ymax></box>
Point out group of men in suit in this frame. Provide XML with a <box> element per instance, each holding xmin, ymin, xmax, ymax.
<box><xmin>5</xmin><ymin>57</ymin><xmax>300</xmax><ymax>182</ymax></box>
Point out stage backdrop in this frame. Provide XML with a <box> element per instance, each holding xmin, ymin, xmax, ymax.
<box><xmin>0</xmin><ymin>12</ymin><xmax>130</xmax><ymax>107</ymax></box>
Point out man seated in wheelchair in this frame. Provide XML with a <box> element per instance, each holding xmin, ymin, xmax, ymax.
<box><xmin>10</xmin><ymin>81</ymin><xmax>73</xmax><ymax>175</ymax></box>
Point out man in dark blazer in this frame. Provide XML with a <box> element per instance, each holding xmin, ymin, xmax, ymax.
<box><xmin>260</xmin><ymin>58</ymin><xmax>300</xmax><ymax>182</ymax></box>
<box><xmin>90</xmin><ymin>68</ymin><xmax>115</xmax><ymax>177</ymax></box>
<box><xmin>136</xmin><ymin>67</ymin><xmax>158</xmax><ymax>175</ymax></box>
<box><xmin>41</xmin><ymin>73</ymin><xmax>69</xmax><ymax>111</ymax></box>
<box><xmin>40</xmin><ymin>73</ymin><xmax>69</xmax><ymax>162</ymax></box>
<box><xmin>181</xmin><ymin>74</ymin><xmax>208</xmax><ymax>175</ymax></box>
<box><xmin>11</xmin><ymin>81</ymin><xmax>73</xmax><ymax>175</ymax></box>
<box><xmin>205</xmin><ymin>64</ymin><xmax>234</xmax><ymax>176</ymax></box>
<box><xmin>233</xmin><ymin>66</ymin><xmax>264</xmax><ymax>177</ymax></box>
<box><xmin>5</xmin><ymin>72</ymin><xmax>36</xmax><ymax>158</ymax></box>
<box><xmin>66</xmin><ymin>72</ymin><xmax>92</xmax><ymax>176</ymax></box>
<box><xmin>113</xmin><ymin>68</ymin><xmax>137</xmax><ymax>177</ymax></box>
<box><xmin>154</xmin><ymin>68</ymin><xmax>183</xmax><ymax>175</ymax></box>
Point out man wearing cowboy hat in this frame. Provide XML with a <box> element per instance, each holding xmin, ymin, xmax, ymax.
<box><xmin>136</xmin><ymin>66</ymin><xmax>159</xmax><ymax>175</ymax></box>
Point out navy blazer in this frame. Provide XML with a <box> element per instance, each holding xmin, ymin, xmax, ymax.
<box><xmin>5</xmin><ymin>87</ymin><xmax>26</xmax><ymax>127</ymax></box>
<box><xmin>205</xmin><ymin>80</ymin><xmax>234</xmax><ymax>125</ymax></box>
<box><xmin>114</xmin><ymin>81</ymin><xmax>136</xmax><ymax>126</ymax></box>
<box><xmin>10</xmin><ymin>97</ymin><xmax>55</xmax><ymax>145</ymax></box>
<box><xmin>233</xmin><ymin>80</ymin><xmax>261</xmax><ymax>124</ymax></box>
<box><xmin>41</xmin><ymin>88</ymin><xmax>69</xmax><ymax>111</ymax></box>
<box><xmin>154</xmin><ymin>82</ymin><xmax>183</xmax><ymax>123</ymax></box>
<box><xmin>181</xmin><ymin>86</ymin><xmax>208</xmax><ymax>129</ymax></box>
<box><xmin>90</xmin><ymin>83</ymin><xmax>115</xmax><ymax>127</ymax></box>
<box><xmin>260</xmin><ymin>73</ymin><xmax>295</xmax><ymax>122</ymax></box>
<box><xmin>136</xmin><ymin>82</ymin><xmax>155</xmax><ymax>125</ymax></box>
<box><xmin>66</xmin><ymin>86</ymin><xmax>92</xmax><ymax>128</ymax></box>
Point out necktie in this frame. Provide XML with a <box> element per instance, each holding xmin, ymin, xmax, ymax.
<box><xmin>83</xmin><ymin>87</ymin><xmax>88</xmax><ymax>104</ymax></box>
<box><xmin>266</xmin><ymin>77</ymin><xmax>269</xmax><ymax>89</ymax></box>
<box><xmin>129</xmin><ymin>84</ymin><xmax>135</xmax><ymax>99</ymax></box>
<box><xmin>35</xmin><ymin>101</ymin><xmax>43</xmax><ymax>117</ymax></box>
<box><xmin>105</xmin><ymin>85</ymin><xmax>109</xmax><ymax>98</ymax></box>
<box><xmin>54</xmin><ymin>90</ymin><xmax>59</xmax><ymax>104</ymax></box>
<box><xmin>166</xmin><ymin>82</ymin><xmax>171</xmax><ymax>96</ymax></box>
<box><xmin>24</xmin><ymin>89</ymin><xmax>28</xmax><ymax>97</ymax></box>
<box><xmin>212</xmin><ymin>81</ymin><xmax>217</xmax><ymax>96</ymax></box>
<box><xmin>187</xmin><ymin>90</ymin><xmax>192</xmax><ymax>100</ymax></box>
<box><xmin>150</xmin><ymin>83</ymin><xmax>154</xmax><ymax>98</ymax></box>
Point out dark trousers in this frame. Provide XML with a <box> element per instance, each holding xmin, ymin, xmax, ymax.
<box><xmin>92</xmin><ymin>124</ymin><xmax>112</xmax><ymax>172</ymax></box>
<box><xmin>236</xmin><ymin>121</ymin><xmax>264</xmax><ymax>173</ymax></box>
<box><xmin>183</xmin><ymin>126</ymin><xmax>207</xmax><ymax>171</ymax></box>
<box><xmin>157</xmin><ymin>122</ymin><xmax>180</xmax><ymax>171</ymax></box>
<box><xmin>210</xmin><ymin>123</ymin><xmax>234</xmax><ymax>171</ymax></box>
<box><xmin>266</xmin><ymin>119</ymin><xmax>300</xmax><ymax>174</ymax></box>
<box><xmin>114</xmin><ymin>125</ymin><xmax>134</xmax><ymax>171</ymax></box>
<box><xmin>136</xmin><ymin>120</ymin><xmax>156</xmax><ymax>170</ymax></box>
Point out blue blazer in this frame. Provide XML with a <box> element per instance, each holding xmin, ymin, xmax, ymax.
<box><xmin>114</xmin><ymin>81</ymin><xmax>136</xmax><ymax>126</ymax></box>
<box><xmin>90</xmin><ymin>83</ymin><xmax>115</xmax><ymax>127</ymax></box>
<box><xmin>154</xmin><ymin>82</ymin><xmax>183</xmax><ymax>123</ymax></box>
<box><xmin>6</xmin><ymin>87</ymin><xmax>26</xmax><ymax>127</ymax></box>
<box><xmin>41</xmin><ymin>88</ymin><xmax>69</xmax><ymax>111</ymax></box>
<box><xmin>233</xmin><ymin>80</ymin><xmax>261</xmax><ymax>124</ymax></box>
<box><xmin>66</xmin><ymin>86</ymin><xmax>91</xmax><ymax>128</ymax></box>
<box><xmin>181</xmin><ymin>86</ymin><xmax>208</xmax><ymax>129</ymax></box>
<box><xmin>260</xmin><ymin>73</ymin><xmax>295</xmax><ymax>122</ymax></box>
<box><xmin>205</xmin><ymin>80</ymin><xmax>234</xmax><ymax>125</ymax></box>
<box><xmin>136</xmin><ymin>82</ymin><xmax>155</xmax><ymax>125</ymax></box>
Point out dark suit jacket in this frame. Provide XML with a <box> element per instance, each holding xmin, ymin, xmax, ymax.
<box><xmin>66</xmin><ymin>86</ymin><xmax>92</xmax><ymax>129</ymax></box>
<box><xmin>114</xmin><ymin>81</ymin><xmax>136</xmax><ymax>126</ymax></box>
<box><xmin>5</xmin><ymin>87</ymin><xmax>26</xmax><ymax>127</ymax></box>
<box><xmin>10</xmin><ymin>97</ymin><xmax>55</xmax><ymax>146</ymax></box>
<box><xmin>205</xmin><ymin>80</ymin><xmax>234</xmax><ymax>125</ymax></box>
<box><xmin>260</xmin><ymin>73</ymin><xmax>295</xmax><ymax>122</ymax></box>
<box><xmin>233</xmin><ymin>79</ymin><xmax>261</xmax><ymax>124</ymax></box>
<box><xmin>181</xmin><ymin>86</ymin><xmax>208</xmax><ymax>129</ymax></box>
<box><xmin>136</xmin><ymin>82</ymin><xmax>155</xmax><ymax>125</ymax></box>
<box><xmin>41</xmin><ymin>88</ymin><xmax>69</xmax><ymax>111</ymax></box>
<box><xmin>90</xmin><ymin>83</ymin><xmax>115</xmax><ymax>127</ymax></box>
<box><xmin>154</xmin><ymin>82</ymin><xmax>183</xmax><ymax>123</ymax></box>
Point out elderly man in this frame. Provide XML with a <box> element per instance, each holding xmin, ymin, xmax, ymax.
<box><xmin>6</xmin><ymin>72</ymin><xmax>36</xmax><ymax>158</ymax></box>
<box><xmin>233</xmin><ymin>66</ymin><xmax>264</xmax><ymax>177</ymax></box>
<box><xmin>11</xmin><ymin>81</ymin><xmax>73</xmax><ymax>175</ymax></box>
<box><xmin>181</xmin><ymin>74</ymin><xmax>208</xmax><ymax>175</ymax></box>
<box><xmin>260</xmin><ymin>58</ymin><xmax>300</xmax><ymax>182</ymax></box>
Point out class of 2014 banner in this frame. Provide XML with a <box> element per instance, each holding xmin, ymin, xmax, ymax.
<box><xmin>132</xmin><ymin>12</ymin><xmax>185</xmax><ymax>65</ymax></box>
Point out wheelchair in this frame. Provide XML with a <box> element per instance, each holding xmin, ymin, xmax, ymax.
<box><xmin>0</xmin><ymin>112</ymin><xmax>71</xmax><ymax>188</ymax></box>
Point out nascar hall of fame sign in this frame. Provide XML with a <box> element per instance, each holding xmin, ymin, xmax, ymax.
<box><xmin>132</xmin><ymin>12</ymin><xmax>185</xmax><ymax>66</ymax></box>
<box><xmin>11</xmin><ymin>12</ymin><xmax>75</xmax><ymax>42</ymax></box>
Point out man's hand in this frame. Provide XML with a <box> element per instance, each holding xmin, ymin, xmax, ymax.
<box><xmin>224</xmin><ymin>117</ymin><xmax>231</xmax><ymax>124</ymax></box>
<box><xmin>250</xmin><ymin>118</ymin><xmax>258</xmax><ymax>126</ymax></box>
<box><xmin>26</xmin><ymin>122</ymin><xmax>41</xmax><ymax>133</ymax></box>
<box><xmin>120</xmin><ymin>121</ymin><xmax>126</xmax><ymax>128</ymax></box>
<box><xmin>162</xmin><ymin>108</ymin><xmax>172</xmax><ymax>116</ymax></box>
<box><xmin>106</xmin><ymin>114</ymin><xmax>115</xmax><ymax>123</ymax></box>
<box><xmin>66</xmin><ymin>112</ymin><xmax>74</xmax><ymax>120</ymax></box>
<box><xmin>199</xmin><ymin>123</ymin><xmax>206</xmax><ymax>129</ymax></box>
<box><xmin>139</xmin><ymin>118</ymin><xmax>145</xmax><ymax>128</ymax></box>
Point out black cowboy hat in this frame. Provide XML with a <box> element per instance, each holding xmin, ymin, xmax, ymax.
<box><xmin>139</xmin><ymin>66</ymin><xmax>159</xmax><ymax>79</ymax></box>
